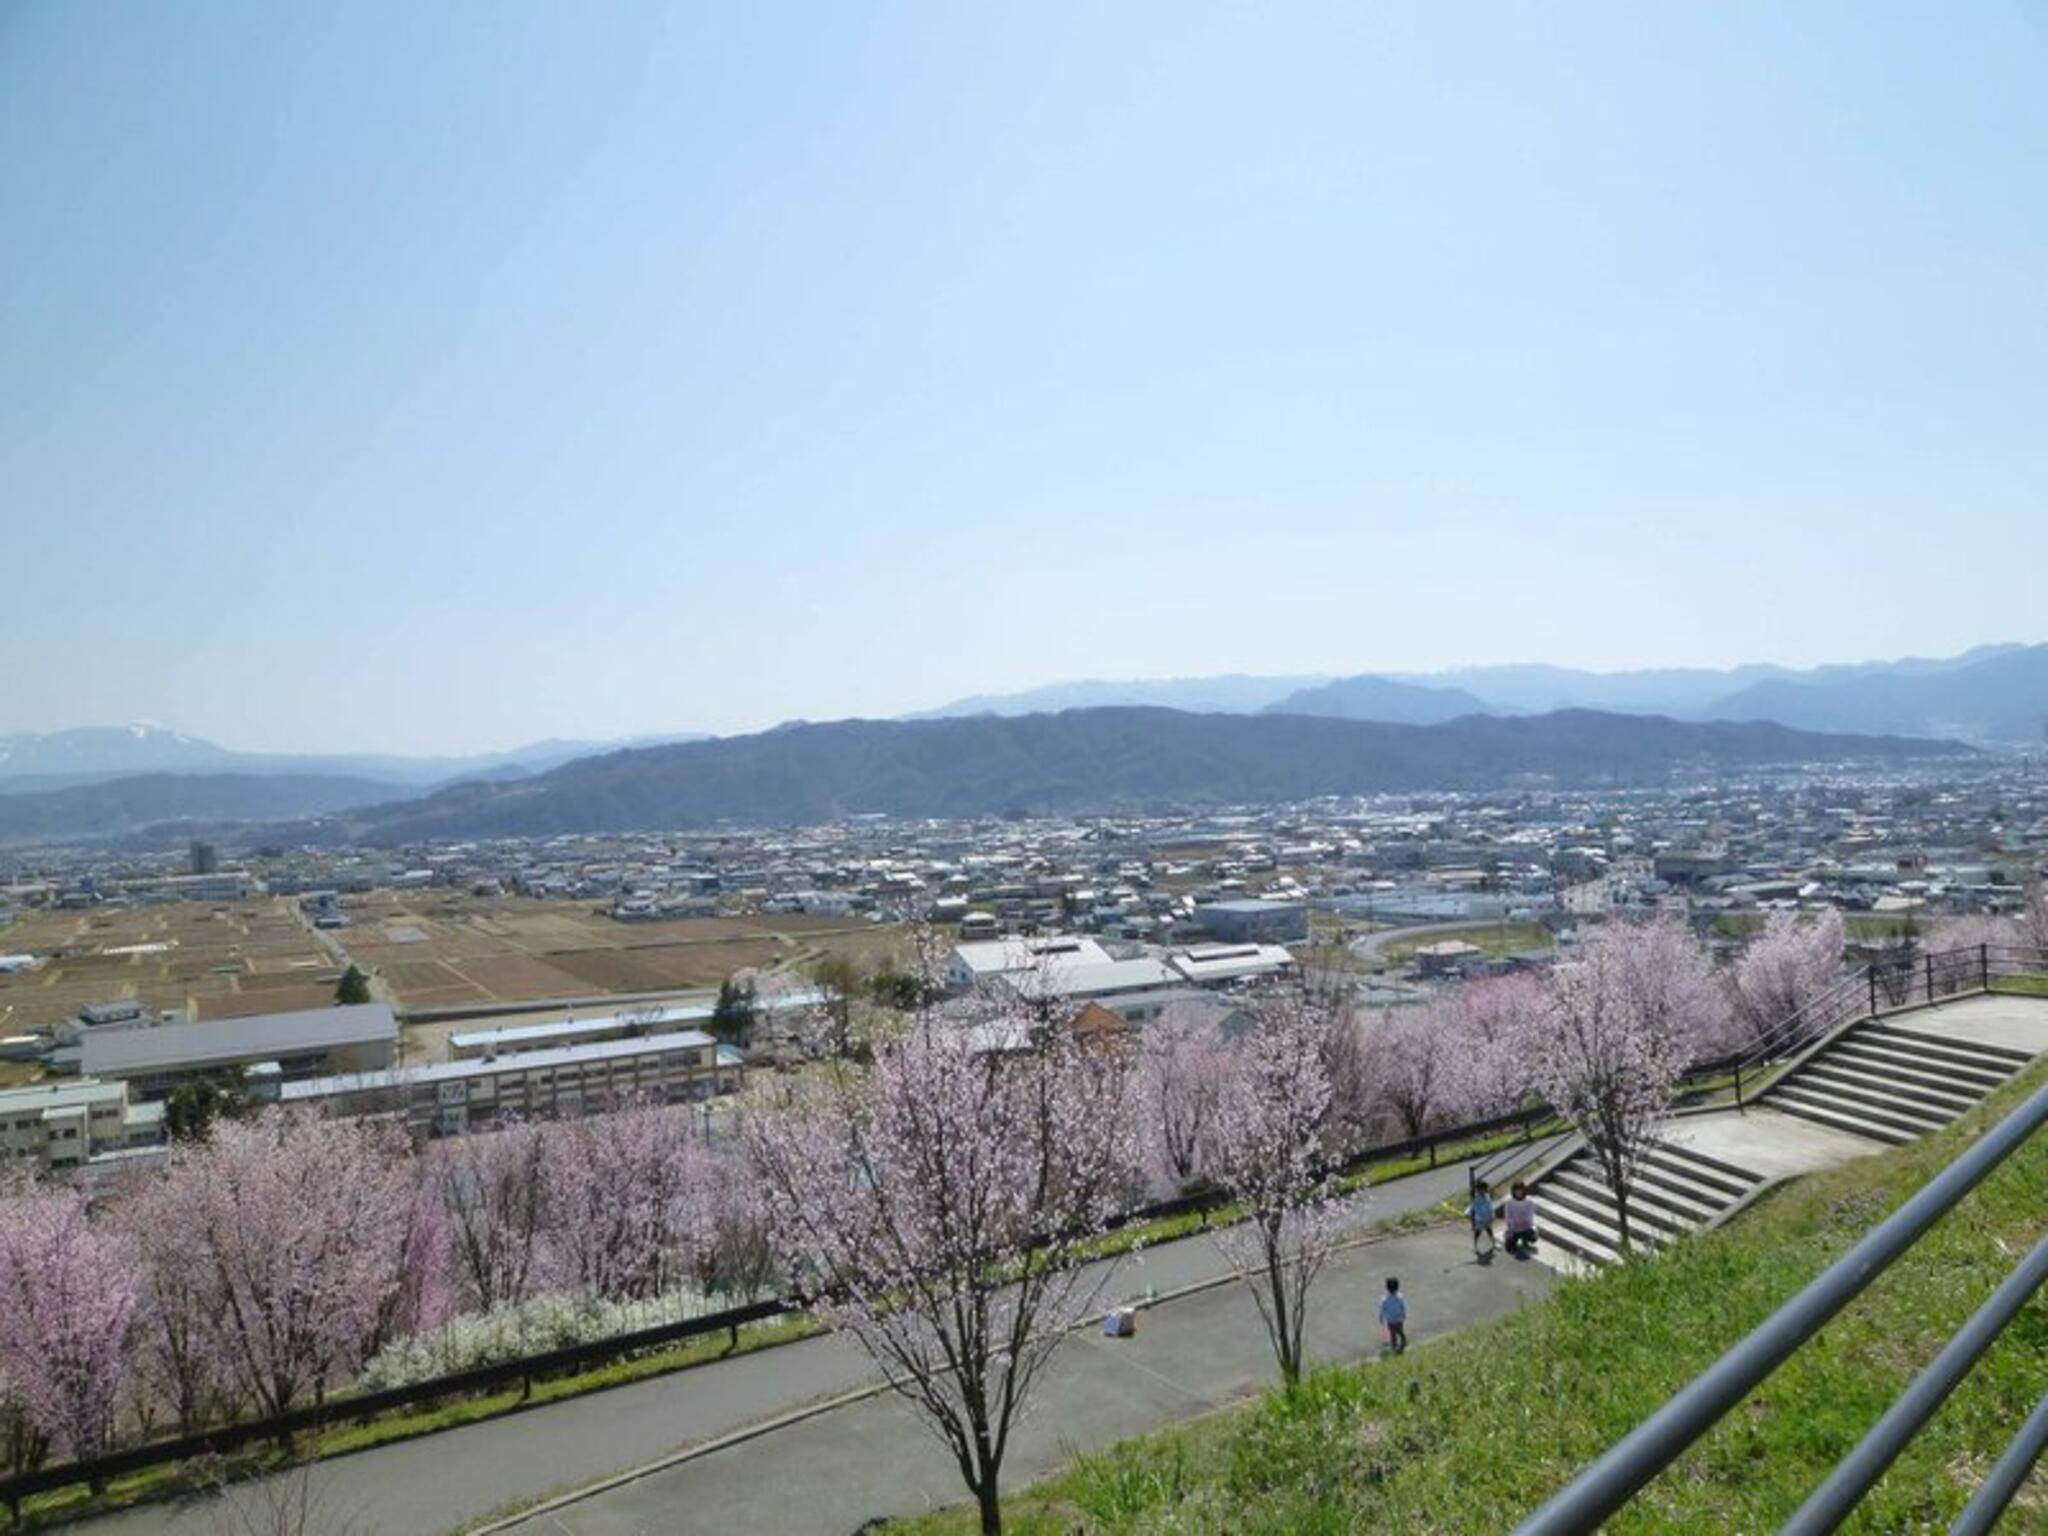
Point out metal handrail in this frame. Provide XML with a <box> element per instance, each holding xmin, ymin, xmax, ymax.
<box><xmin>1513</xmin><ymin>1073</ymin><xmax>2048</xmax><ymax>1535</ymax></box>
<box><xmin>1950</xmin><ymin>1387</ymin><xmax>2048</xmax><ymax>1536</ymax></box>
<box><xmin>1729</xmin><ymin>942</ymin><xmax>2048</xmax><ymax>1109</ymax></box>
<box><xmin>1781</xmin><ymin>1228</ymin><xmax>2048</xmax><ymax>1533</ymax></box>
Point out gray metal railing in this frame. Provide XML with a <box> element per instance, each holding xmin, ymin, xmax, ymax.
<box><xmin>1514</xmin><ymin>1068</ymin><xmax>2048</xmax><ymax>1535</ymax></box>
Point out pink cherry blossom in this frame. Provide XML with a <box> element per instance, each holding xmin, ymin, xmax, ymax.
<box><xmin>0</xmin><ymin>1184</ymin><xmax>139</xmax><ymax>1464</ymax></box>
<box><xmin>1205</xmin><ymin>990</ymin><xmax>1360</xmax><ymax>1386</ymax></box>
<box><xmin>1732</xmin><ymin>907</ymin><xmax>1846</xmax><ymax>1046</ymax></box>
<box><xmin>744</xmin><ymin>1002</ymin><xmax>1134</xmax><ymax>1536</ymax></box>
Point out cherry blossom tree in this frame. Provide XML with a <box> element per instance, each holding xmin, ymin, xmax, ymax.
<box><xmin>150</xmin><ymin>1111</ymin><xmax>419</xmax><ymax>1425</ymax></box>
<box><xmin>744</xmin><ymin>1010</ymin><xmax>1135</xmax><ymax>1536</ymax></box>
<box><xmin>545</xmin><ymin>1100</ymin><xmax>707</xmax><ymax>1303</ymax></box>
<box><xmin>1134</xmin><ymin>1004</ymin><xmax>1229</xmax><ymax>1190</ymax></box>
<box><xmin>1439</xmin><ymin>973</ymin><xmax>1547</xmax><ymax>1123</ymax></box>
<box><xmin>1937</xmin><ymin>911</ymin><xmax>2018</xmax><ymax>954</ymax></box>
<box><xmin>431</xmin><ymin>1121</ymin><xmax>555</xmax><ymax>1313</ymax></box>
<box><xmin>113</xmin><ymin>1170</ymin><xmax>242</xmax><ymax>1434</ymax></box>
<box><xmin>1617</xmin><ymin>912</ymin><xmax>1737</xmax><ymax>1060</ymax></box>
<box><xmin>1526</xmin><ymin>921</ymin><xmax>1693</xmax><ymax>1254</ymax></box>
<box><xmin>366</xmin><ymin>1177</ymin><xmax>453</xmax><ymax>1359</ymax></box>
<box><xmin>2025</xmin><ymin>877</ymin><xmax>2048</xmax><ymax>950</ymax></box>
<box><xmin>1732</xmin><ymin>908</ymin><xmax>1846</xmax><ymax>1046</ymax></box>
<box><xmin>1369</xmin><ymin>1002</ymin><xmax>1455</xmax><ymax>1141</ymax></box>
<box><xmin>1206</xmin><ymin>990</ymin><xmax>1358</xmax><ymax>1388</ymax></box>
<box><xmin>0</xmin><ymin>1185</ymin><xmax>140</xmax><ymax>1468</ymax></box>
<box><xmin>693</xmin><ymin>1151</ymin><xmax>782</xmax><ymax>1346</ymax></box>
<box><xmin>1318</xmin><ymin>1001</ymin><xmax>1387</xmax><ymax>1158</ymax></box>
<box><xmin>1940</xmin><ymin>881</ymin><xmax>2048</xmax><ymax>955</ymax></box>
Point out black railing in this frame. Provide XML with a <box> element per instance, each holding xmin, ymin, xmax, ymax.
<box><xmin>1732</xmin><ymin>944</ymin><xmax>2048</xmax><ymax>1109</ymax></box>
<box><xmin>0</xmin><ymin>1296</ymin><xmax>788</xmax><ymax>1519</ymax></box>
<box><xmin>0</xmin><ymin>1100</ymin><xmax>1551</xmax><ymax>1518</ymax></box>
<box><xmin>1515</xmin><ymin>1042</ymin><xmax>2048</xmax><ymax>1534</ymax></box>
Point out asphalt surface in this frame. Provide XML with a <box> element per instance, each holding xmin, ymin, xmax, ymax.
<box><xmin>487</xmin><ymin>1224</ymin><xmax>1555</xmax><ymax>1536</ymax></box>
<box><xmin>75</xmin><ymin>1150</ymin><xmax>1548</xmax><ymax>1536</ymax></box>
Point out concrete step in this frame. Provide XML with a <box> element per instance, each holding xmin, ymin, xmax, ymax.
<box><xmin>1810</xmin><ymin>1045</ymin><xmax>2007</xmax><ymax>1103</ymax></box>
<box><xmin>1795</xmin><ymin>1060</ymin><xmax>1979</xmax><ymax>1116</ymax></box>
<box><xmin>1539</xmin><ymin>1212</ymin><xmax>1622</xmax><ymax>1269</ymax></box>
<box><xmin>1543</xmin><ymin>1173</ymin><xmax>1689</xmax><ymax>1238</ymax></box>
<box><xmin>1611</xmin><ymin>1164</ymin><xmax>1727</xmax><ymax>1224</ymax></box>
<box><xmin>1762</xmin><ymin>1088</ymin><xmax>1916</xmax><ymax>1145</ymax></box>
<box><xmin>1769</xmin><ymin>1079</ymin><xmax>1949</xmax><ymax>1137</ymax></box>
<box><xmin>1536</xmin><ymin>1196</ymin><xmax>1654</xmax><ymax>1260</ymax></box>
<box><xmin>1781</xmin><ymin>1069</ymin><xmax>1968</xmax><ymax>1128</ymax></box>
<box><xmin>1822</xmin><ymin>1040</ymin><xmax>2009</xmax><ymax>1093</ymax></box>
<box><xmin>1861</xmin><ymin>1022</ymin><xmax>2035</xmax><ymax>1069</ymax></box>
<box><xmin>1636</xmin><ymin>1146</ymin><xmax>1756</xmax><ymax>1202</ymax></box>
<box><xmin>1642</xmin><ymin>1139</ymin><xmax>1765</xmax><ymax>1191</ymax></box>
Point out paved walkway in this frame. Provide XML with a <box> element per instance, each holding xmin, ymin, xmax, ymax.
<box><xmin>491</xmin><ymin>1225</ymin><xmax>1554</xmax><ymax>1536</ymax></box>
<box><xmin>79</xmin><ymin>1149</ymin><xmax>1538</xmax><ymax>1536</ymax></box>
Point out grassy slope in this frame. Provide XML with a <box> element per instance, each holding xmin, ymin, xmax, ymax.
<box><xmin>896</xmin><ymin>1063</ymin><xmax>2048</xmax><ymax>1535</ymax></box>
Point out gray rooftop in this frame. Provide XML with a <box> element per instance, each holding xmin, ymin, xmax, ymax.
<box><xmin>81</xmin><ymin>1002</ymin><xmax>397</xmax><ymax>1078</ymax></box>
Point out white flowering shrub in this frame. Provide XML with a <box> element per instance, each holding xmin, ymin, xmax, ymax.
<box><xmin>359</xmin><ymin>1284</ymin><xmax>724</xmax><ymax>1391</ymax></box>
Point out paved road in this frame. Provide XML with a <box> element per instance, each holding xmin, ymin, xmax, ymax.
<box><xmin>77</xmin><ymin>1151</ymin><xmax>1542</xmax><ymax>1536</ymax></box>
<box><xmin>492</xmin><ymin>1223</ymin><xmax>1555</xmax><ymax>1536</ymax></box>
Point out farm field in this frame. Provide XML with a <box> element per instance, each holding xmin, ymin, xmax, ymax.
<box><xmin>327</xmin><ymin>895</ymin><xmax>912</xmax><ymax>1015</ymax></box>
<box><xmin>0</xmin><ymin>900</ymin><xmax>338</xmax><ymax>1035</ymax></box>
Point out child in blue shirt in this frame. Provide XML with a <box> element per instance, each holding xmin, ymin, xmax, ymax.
<box><xmin>1379</xmin><ymin>1276</ymin><xmax>1408</xmax><ymax>1354</ymax></box>
<box><xmin>1466</xmin><ymin>1181</ymin><xmax>1498</xmax><ymax>1261</ymax></box>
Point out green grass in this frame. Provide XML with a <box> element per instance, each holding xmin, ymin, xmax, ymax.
<box><xmin>1992</xmin><ymin>975</ymin><xmax>2048</xmax><ymax>998</ymax></box>
<box><xmin>1711</xmin><ymin>912</ymin><xmax>1921</xmax><ymax>942</ymax></box>
<box><xmin>1377</xmin><ymin>922</ymin><xmax>1553</xmax><ymax>965</ymax></box>
<box><xmin>890</xmin><ymin>1062</ymin><xmax>2048</xmax><ymax>1535</ymax></box>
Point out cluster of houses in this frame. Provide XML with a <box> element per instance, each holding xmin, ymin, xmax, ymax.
<box><xmin>6</xmin><ymin>758</ymin><xmax>2047</xmax><ymax>1178</ymax></box>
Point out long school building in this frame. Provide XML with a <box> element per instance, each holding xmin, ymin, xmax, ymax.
<box><xmin>268</xmin><ymin>1029</ymin><xmax>741</xmax><ymax>1136</ymax></box>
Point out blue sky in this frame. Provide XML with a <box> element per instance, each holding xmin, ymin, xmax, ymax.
<box><xmin>4</xmin><ymin>2</ymin><xmax>2045</xmax><ymax>754</ymax></box>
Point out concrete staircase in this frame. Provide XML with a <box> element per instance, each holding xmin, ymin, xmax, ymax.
<box><xmin>1531</xmin><ymin>1139</ymin><xmax>1765</xmax><ymax>1270</ymax></box>
<box><xmin>1759</xmin><ymin>1020</ymin><xmax>2037</xmax><ymax>1145</ymax></box>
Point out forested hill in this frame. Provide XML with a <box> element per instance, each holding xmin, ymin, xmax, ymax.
<box><xmin>0</xmin><ymin>773</ymin><xmax>401</xmax><ymax>843</ymax></box>
<box><xmin>320</xmin><ymin>707</ymin><xmax>1969</xmax><ymax>842</ymax></box>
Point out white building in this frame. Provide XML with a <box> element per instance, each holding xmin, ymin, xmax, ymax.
<box><xmin>0</xmin><ymin>1078</ymin><xmax>164</xmax><ymax>1172</ymax></box>
<box><xmin>945</xmin><ymin>934</ymin><xmax>1114</xmax><ymax>989</ymax></box>
<box><xmin>274</xmin><ymin>1030</ymin><xmax>741</xmax><ymax>1136</ymax></box>
<box><xmin>1168</xmin><ymin>942</ymin><xmax>1298</xmax><ymax>987</ymax></box>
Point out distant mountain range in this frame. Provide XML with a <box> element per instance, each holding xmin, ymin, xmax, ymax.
<box><xmin>0</xmin><ymin>772</ymin><xmax>402</xmax><ymax>844</ymax></box>
<box><xmin>0</xmin><ymin>725</ymin><xmax>713</xmax><ymax>796</ymax></box>
<box><xmin>1257</xmin><ymin>675</ymin><xmax>1493</xmax><ymax>725</ymax></box>
<box><xmin>311</xmin><ymin>708</ymin><xmax>1967</xmax><ymax>843</ymax></box>
<box><xmin>918</xmin><ymin>644</ymin><xmax>2048</xmax><ymax>743</ymax></box>
<box><xmin>910</xmin><ymin>675</ymin><xmax>1327</xmax><ymax>718</ymax></box>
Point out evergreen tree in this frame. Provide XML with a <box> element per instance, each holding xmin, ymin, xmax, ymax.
<box><xmin>335</xmin><ymin>965</ymin><xmax>374</xmax><ymax>1006</ymax></box>
<box><xmin>710</xmin><ymin>977</ymin><xmax>758</xmax><ymax>1045</ymax></box>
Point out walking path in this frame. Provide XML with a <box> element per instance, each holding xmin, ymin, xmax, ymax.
<box><xmin>77</xmin><ymin>1148</ymin><xmax>1539</xmax><ymax>1536</ymax></box>
<box><xmin>491</xmin><ymin>1224</ymin><xmax>1553</xmax><ymax>1536</ymax></box>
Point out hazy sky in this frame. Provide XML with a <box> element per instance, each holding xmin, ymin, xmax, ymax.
<box><xmin>5</xmin><ymin>3</ymin><xmax>2046</xmax><ymax>755</ymax></box>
